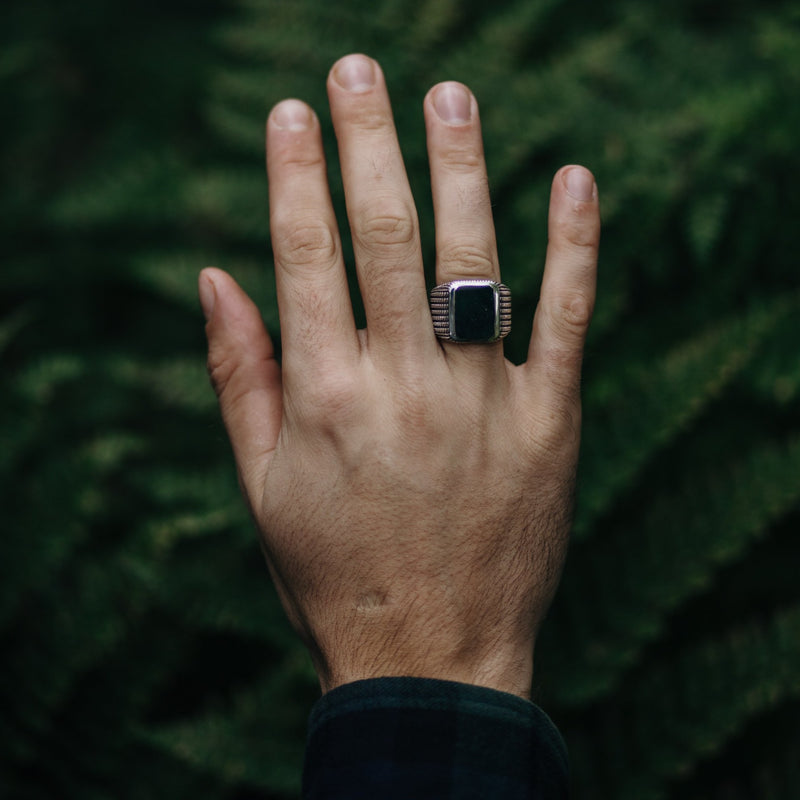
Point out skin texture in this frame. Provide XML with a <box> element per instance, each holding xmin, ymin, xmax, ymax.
<box><xmin>199</xmin><ymin>54</ymin><xmax>600</xmax><ymax>699</ymax></box>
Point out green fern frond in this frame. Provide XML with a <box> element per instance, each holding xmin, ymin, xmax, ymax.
<box><xmin>184</xmin><ymin>168</ymin><xmax>269</xmax><ymax>241</ymax></box>
<box><xmin>548</xmin><ymin>434</ymin><xmax>800</xmax><ymax>705</ymax></box>
<box><xmin>607</xmin><ymin>605</ymin><xmax>800</xmax><ymax>799</ymax></box>
<box><xmin>576</xmin><ymin>297</ymin><xmax>796</xmax><ymax>540</ymax></box>
<box><xmin>143</xmin><ymin>648</ymin><xmax>316</xmax><ymax>795</ymax></box>
<box><xmin>46</xmin><ymin>151</ymin><xmax>190</xmax><ymax>229</ymax></box>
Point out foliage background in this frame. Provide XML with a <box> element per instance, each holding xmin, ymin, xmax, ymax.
<box><xmin>2</xmin><ymin>0</ymin><xmax>799</xmax><ymax>797</ymax></box>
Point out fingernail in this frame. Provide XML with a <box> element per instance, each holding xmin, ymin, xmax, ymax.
<box><xmin>271</xmin><ymin>99</ymin><xmax>314</xmax><ymax>131</ymax></box>
<box><xmin>199</xmin><ymin>272</ymin><xmax>216</xmax><ymax>322</ymax></box>
<box><xmin>432</xmin><ymin>82</ymin><xmax>472</xmax><ymax>124</ymax></box>
<box><xmin>563</xmin><ymin>166</ymin><xmax>595</xmax><ymax>202</ymax></box>
<box><xmin>333</xmin><ymin>54</ymin><xmax>376</xmax><ymax>92</ymax></box>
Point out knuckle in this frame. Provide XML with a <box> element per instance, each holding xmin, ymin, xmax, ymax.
<box><xmin>297</xmin><ymin>370</ymin><xmax>360</xmax><ymax>425</ymax></box>
<box><xmin>439</xmin><ymin>143</ymin><xmax>484</xmax><ymax>174</ymax></box>
<box><xmin>552</xmin><ymin>208</ymin><xmax>601</xmax><ymax>250</ymax></box>
<box><xmin>279</xmin><ymin>149</ymin><xmax>326</xmax><ymax>171</ymax></box>
<box><xmin>546</xmin><ymin>291</ymin><xmax>594</xmax><ymax>342</ymax></box>
<box><xmin>206</xmin><ymin>346</ymin><xmax>235</xmax><ymax>397</ymax></box>
<box><xmin>354</xmin><ymin>197</ymin><xmax>417</xmax><ymax>251</ymax></box>
<box><xmin>274</xmin><ymin>217</ymin><xmax>339</xmax><ymax>272</ymax></box>
<box><xmin>528</xmin><ymin>400</ymin><xmax>582</xmax><ymax>464</ymax></box>
<box><xmin>438</xmin><ymin>240</ymin><xmax>496</xmax><ymax>277</ymax></box>
<box><xmin>207</xmin><ymin>350</ymin><xmax>254</xmax><ymax>409</ymax></box>
<box><xmin>346</xmin><ymin>106</ymin><xmax>394</xmax><ymax>135</ymax></box>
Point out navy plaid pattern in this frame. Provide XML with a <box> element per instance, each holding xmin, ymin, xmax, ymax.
<box><xmin>303</xmin><ymin>677</ymin><xmax>568</xmax><ymax>799</ymax></box>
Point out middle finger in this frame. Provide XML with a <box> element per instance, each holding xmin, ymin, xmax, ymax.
<box><xmin>424</xmin><ymin>81</ymin><xmax>500</xmax><ymax>287</ymax></box>
<box><xmin>424</xmin><ymin>81</ymin><xmax>506</xmax><ymax>370</ymax></box>
<box><xmin>327</xmin><ymin>54</ymin><xmax>436</xmax><ymax>361</ymax></box>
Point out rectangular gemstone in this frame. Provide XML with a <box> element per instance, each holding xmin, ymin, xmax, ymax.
<box><xmin>452</xmin><ymin>284</ymin><xmax>497</xmax><ymax>341</ymax></box>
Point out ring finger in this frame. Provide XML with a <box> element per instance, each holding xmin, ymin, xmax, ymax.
<box><xmin>424</xmin><ymin>82</ymin><xmax>504</xmax><ymax>363</ymax></box>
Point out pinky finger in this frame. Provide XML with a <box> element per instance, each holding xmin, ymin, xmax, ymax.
<box><xmin>525</xmin><ymin>165</ymin><xmax>600</xmax><ymax>403</ymax></box>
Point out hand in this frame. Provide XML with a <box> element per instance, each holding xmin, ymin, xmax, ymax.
<box><xmin>199</xmin><ymin>54</ymin><xmax>600</xmax><ymax>699</ymax></box>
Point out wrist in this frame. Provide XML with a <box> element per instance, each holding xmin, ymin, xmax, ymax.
<box><xmin>317</xmin><ymin>639</ymin><xmax>535</xmax><ymax>700</ymax></box>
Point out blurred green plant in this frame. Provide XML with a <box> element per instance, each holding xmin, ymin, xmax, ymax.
<box><xmin>2</xmin><ymin>0</ymin><xmax>799</xmax><ymax>797</ymax></box>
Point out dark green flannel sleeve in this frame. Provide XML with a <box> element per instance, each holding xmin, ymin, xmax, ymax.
<box><xmin>302</xmin><ymin>677</ymin><xmax>569</xmax><ymax>799</ymax></box>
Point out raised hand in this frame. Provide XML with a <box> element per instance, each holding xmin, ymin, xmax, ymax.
<box><xmin>200</xmin><ymin>54</ymin><xmax>600</xmax><ymax>699</ymax></box>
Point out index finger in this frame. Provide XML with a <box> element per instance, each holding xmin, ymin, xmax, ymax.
<box><xmin>266</xmin><ymin>98</ymin><xmax>359</xmax><ymax>373</ymax></box>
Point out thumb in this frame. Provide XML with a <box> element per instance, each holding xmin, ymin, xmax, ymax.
<box><xmin>200</xmin><ymin>267</ymin><xmax>282</xmax><ymax>497</ymax></box>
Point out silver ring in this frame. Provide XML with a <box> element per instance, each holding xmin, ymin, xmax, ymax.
<box><xmin>429</xmin><ymin>280</ymin><xmax>511</xmax><ymax>343</ymax></box>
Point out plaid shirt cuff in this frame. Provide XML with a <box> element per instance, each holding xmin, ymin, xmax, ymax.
<box><xmin>303</xmin><ymin>677</ymin><xmax>568</xmax><ymax>799</ymax></box>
